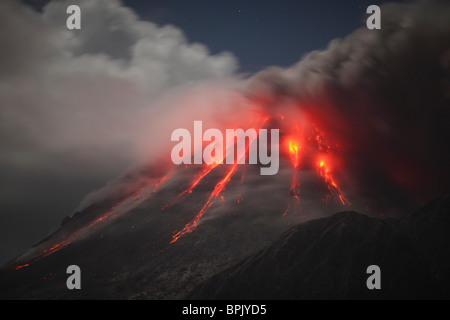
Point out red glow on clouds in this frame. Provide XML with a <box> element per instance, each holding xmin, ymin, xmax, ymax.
<box><xmin>14</xmin><ymin>104</ymin><xmax>354</xmax><ymax>268</ymax></box>
<box><xmin>278</xmin><ymin>108</ymin><xmax>351</xmax><ymax>216</ymax></box>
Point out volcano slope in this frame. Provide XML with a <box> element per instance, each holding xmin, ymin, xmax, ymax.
<box><xmin>188</xmin><ymin>196</ymin><xmax>450</xmax><ymax>299</ymax></box>
<box><xmin>0</xmin><ymin>164</ymin><xmax>307</xmax><ymax>300</ymax></box>
<box><xmin>0</xmin><ymin>156</ymin><xmax>448</xmax><ymax>300</ymax></box>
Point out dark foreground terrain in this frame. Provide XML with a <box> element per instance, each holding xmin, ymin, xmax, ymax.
<box><xmin>1</xmin><ymin>191</ymin><xmax>449</xmax><ymax>299</ymax></box>
<box><xmin>189</xmin><ymin>195</ymin><xmax>450</xmax><ymax>299</ymax></box>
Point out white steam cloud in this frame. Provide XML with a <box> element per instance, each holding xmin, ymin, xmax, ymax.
<box><xmin>0</xmin><ymin>0</ymin><xmax>239</xmax><ymax>260</ymax></box>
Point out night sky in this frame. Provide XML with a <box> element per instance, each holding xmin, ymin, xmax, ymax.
<box><xmin>125</xmin><ymin>0</ymin><xmax>392</xmax><ymax>72</ymax></box>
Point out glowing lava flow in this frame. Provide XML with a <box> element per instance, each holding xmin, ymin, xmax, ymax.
<box><xmin>283</xmin><ymin>138</ymin><xmax>303</xmax><ymax>216</ymax></box>
<box><xmin>14</xmin><ymin>172</ymin><xmax>172</xmax><ymax>269</ymax></box>
<box><xmin>288</xmin><ymin>139</ymin><xmax>301</xmax><ymax>169</ymax></box>
<box><xmin>14</xmin><ymin>264</ymin><xmax>29</xmax><ymax>271</ymax></box>
<box><xmin>161</xmin><ymin>162</ymin><xmax>220</xmax><ymax>211</ymax></box>
<box><xmin>14</xmin><ymin>106</ymin><xmax>354</xmax><ymax>268</ymax></box>
<box><xmin>162</xmin><ymin>115</ymin><xmax>270</xmax><ymax>212</ymax></box>
<box><xmin>180</xmin><ymin>164</ymin><xmax>219</xmax><ymax>196</ymax></box>
<box><xmin>44</xmin><ymin>174</ymin><xmax>171</xmax><ymax>257</ymax></box>
<box><xmin>278</xmin><ymin>110</ymin><xmax>351</xmax><ymax>216</ymax></box>
<box><xmin>169</xmin><ymin>117</ymin><xmax>269</xmax><ymax>243</ymax></box>
<box><xmin>316</xmin><ymin>159</ymin><xmax>350</xmax><ymax>205</ymax></box>
<box><xmin>170</xmin><ymin>163</ymin><xmax>239</xmax><ymax>244</ymax></box>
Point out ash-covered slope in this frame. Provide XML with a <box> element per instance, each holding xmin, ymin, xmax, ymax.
<box><xmin>188</xmin><ymin>196</ymin><xmax>450</xmax><ymax>299</ymax></box>
<box><xmin>0</xmin><ymin>164</ymin><xmax>303</xmax><ymax>300</ymax></box>
<box><xmin>1</xmin><ymin>152</ymin><xmax>447</xmax><ymax>300</ymax></box>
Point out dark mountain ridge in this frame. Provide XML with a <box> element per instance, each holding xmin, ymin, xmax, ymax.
<box><xmin>0</xmin><ymin>180</ymin><xmax>448</xmax><ymax>299</ymax></box>
<box><xmin>188</xmin><ymin>196</ymin><xmax>450</xmax><ymax>299</ymax></box>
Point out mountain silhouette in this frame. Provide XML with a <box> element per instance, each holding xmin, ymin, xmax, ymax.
<box><xmin>188</xmin><ymin>196</ymin><xmax>450</xmax><ymax>299</ymax></box>
<box><xmin>0</xmin><ymin>157</ymin><xmax>448</xmax><ymax>299</ymax></box>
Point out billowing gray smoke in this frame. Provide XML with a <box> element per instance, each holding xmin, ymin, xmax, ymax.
<box><xmin>245</xmin><ymin>0</ymin><xmax>450</xmax><ymax>210</ymax></box>
<box><xmin>87</xmin><ymin>0</ymin><xmax>450</xmax><ymax>219</ymax></box>
<box><xmin>0</xmin><ymin>0</ymin><xmax>239</xmax><ymax>263</ymax></box>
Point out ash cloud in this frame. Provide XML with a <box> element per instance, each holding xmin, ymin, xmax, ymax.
<box><xmin>247</xmin><ymin>0</ymin><xmax>450</xmax><ymax>212</ymax></box>
<box><xmin>0</xmin><ymin>0</ymin><xmax>238</xmax><ymax>262</ymax></box>
<box><xmin>42</xmin><ymin>0</ymin><xmax>450</xmax><ymax>226</ymax></box>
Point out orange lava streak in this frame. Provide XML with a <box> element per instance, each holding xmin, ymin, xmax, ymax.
<box><xmin>162</xmin><ymin>113</ymin><xmax>269</xmax><ymax>212</ymax></box>
<box><xmin>161</xmin><ymin>163</ymin><xmax>219</xmax><ymax>211</ymax></box>
<box><xmin>317</xmin><ymin>159</ymin><xmax>350</xmax><ymax>205</ymax></box>
<box><xmin>170</xmin><ymin>163</ymin><xmax>239</xmax><ymax>244</ymax></box>
<box><xmin>183</xmin><ymin>164</ymin><xmax>219</xmax><ymax>195</ymax></box>
<box><xmin>14</xmin><ymin>264</ymin><xmax>29</xmax><ymax>271</ymax></box>
<box><xmin>88</xmin><ymin>172</ymin><xmax>171</xmax><ymax>228</ymax></box>
<box><xmin>15</xmin><ymin>172</ymin><xmax>172</xmax><ymax>269</ymax></box>
<box><xmin>288</xmin><ymin>140</ymin><xmax>300</xmax><ymax>169</ymax></box>
<box><xmin>283</xmin><ymin>136</ymin><xmax>303</xmax><ymax>216</ymax></box>
<box><xmin>170</xmin><ymin>115</ymin><xmax>269</xmax><ymax>243</ymax></box>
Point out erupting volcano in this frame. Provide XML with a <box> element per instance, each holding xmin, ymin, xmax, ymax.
<box><xmin>1</xmin><ymin>0</ymin><xmax>450</xmax><ymax>302</ymax></box>
<box><xmin>8</xmin><ymin>103</ymin><xmax>360</xmax><ymax>273</ymax></box>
